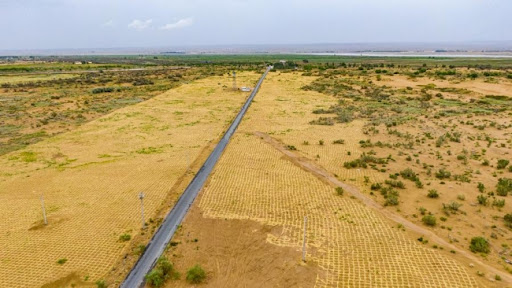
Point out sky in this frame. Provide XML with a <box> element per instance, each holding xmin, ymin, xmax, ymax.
<box><xmin>0</xmin><ymin>0</ymin><xmax>510</xmax><ymax>50</ymax></box>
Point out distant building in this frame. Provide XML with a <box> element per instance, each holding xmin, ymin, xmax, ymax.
<box><xmin>279</xmin><ymin>60</ymin><xmax>287</xmax><ymax>65</ymax></box>
<box><xmin>74</xmin><ymin>61</ymin><xmax>82</xmax><ymax>65</ymax></box>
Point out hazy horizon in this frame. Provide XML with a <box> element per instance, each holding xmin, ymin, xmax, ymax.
<box><xmin>1</xmin><ymin>0</ymin><xmax>511</xmax><ymax>51</ymax></box>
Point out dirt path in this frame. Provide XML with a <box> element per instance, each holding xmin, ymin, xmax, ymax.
<box><xmin>254</xmin><ymin>131</ymin><xmax>512</xmax><ymax>285</ymax></box>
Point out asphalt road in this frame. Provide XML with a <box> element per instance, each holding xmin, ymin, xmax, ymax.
<box><xmin>121</xmin><ymin>67</ymin><xmax>271</xmax><ymax>288</ymax></box>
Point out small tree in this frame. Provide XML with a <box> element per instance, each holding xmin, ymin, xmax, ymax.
<box><xmin>95</xmin><ymin>280</ymin><xmax>107</xmax><ymax>288</ymax></box>
<box><xmin>422</xmin><ymin>215</ymin><xmax>436</xmax><ymax>226</ymax></box>
<box><xmin>497</xmin><ymin>159</ymin><xmax>510</xmax><ymax>170</ymax></box>
<box><xmin>427</xmin><ymin>189</ymin><xmax>439</xmax><ymax>198</ymax></box>
<box><xmin>186</xmin><ymin>264</ymin><xmax>206</xmax><ymax>284</ymax></box>
<box><xmin>469</xmin><ymin>237</ymin><xmax>490</xmax><ymax>254</ymax></box>
<box><xmin>146</xmin><ymin>269</ymin><xmax>165</xmax><ymax>287</ymax></box>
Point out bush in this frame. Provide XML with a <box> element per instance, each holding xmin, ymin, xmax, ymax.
<box><xmin>400</xmin><ymin>168</ymin><xmax>418</xmax><ymax>181</ymax></box>
<box><xmin>92</xmin><ymin>87</ymin><xmax>115</xmax><ymax>94</ymax></box>
<box><xmin>443</xmin><ymin>202</ymin><xmax>462</xmax><ymax>214</ymax></box>
<box><xmin>497</xmin><ymin>178</ymin><xmax>512</xmax><ymax>196</ymax></box>
<box><xmin>498</xmin><ymin>159</ymin><xmax>510</xmax><ymax>170</ymax></box>
<box><xmin>145</xmin><ymin>257</ymin><xmax>180</xmax><ymax>287</ymax></box>
<box><xmin>385</xmin><ymin>196</ymin><xmax>399</xmax><ymax>206</ymax></box>
<box><xmin>422</xmin><ymin>215</ymin><xmax>437</xmax><ymax>226</ymax></box>
<box><xmin>335</xmin><ymin>187</ymin><xmax>344</xmax><ymax>196</ymax></box>
<box><xmin>95</xmin><ymin>280</ymin><xmax>107</xmax><ymax>288</ymax></box>
<box><xmin>371</xmin><ymin>183</ymin><xmax>382</xmax><ymax>190</ymax></box>
<box><xmin>146</xmin><ymin>268</ymin><xmax>165</xmax><ymax>287</ymax></box>
<box><xmin>385</xmin><ymin>179</ymin><xmax>405</xmax><ymax>189</ymax></box>
<box><xmin>427</xmin><ymin>189</ymin><xmax>439</xmax><ymax>198</ymax></box>
<box><xmin>436</xmin><ymin>169</ymin><xmax>451</xmax><ymax>179</ymax></box>
<box><xmin>332</xmin><ymin>139</ymin><xmax>345</xmax><ymax>144</ymax></box>
<box><xmin>119</xmin><ymin>233</ymin><xmax>131</xmax><ymax>242</ymax></box>
<box><xmin>469</xmin><ymin>237</ymin><xmax>490</xmax><ymax>254</ymax></box>
<box><xmin>504</xmin><ymin>214</ymin><xmax>512</xmax><ymax>227</ymax></box>
<box><xmin>492</xmin><ymin>199</ymin><xmax>505</xmax><ymax>208</ymax></box>
<box><xmin>186</xmin><ymin>264</ymin><xmax>206</xmax><ymax>284</ymax></box>
<box><xmin>477</xmin><ymin>182</ymin><xmax>485</xmax><ymax>193</ymax></box>
<box><xmin>56</xmin><ymin>258</ymin><xmax>67</xmax><ymax>265</ymax></box>
<box><xmin>477</xmin><ymin>195</ymin><xmax>488</xmax><ymax>205</ymax></box>
<box><xmin>286</xmin><ymin>145</ymin><xmax>297</xmax><ymax>151</ymax></box>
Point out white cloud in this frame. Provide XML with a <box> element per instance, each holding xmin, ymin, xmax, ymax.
<box><xmin>160</xmin><ymin>17</ymin><xmax>193</xmax><ymax>30</ymax></box>
<box><xmin>102</xmin><ymin>19</ymin><xmax>114</xmax><ymax>27</ymax></box>
<box><xmin>128</xmin><ymin>19</ymin><xmax>153</xmax><ymax>30</ymax></box>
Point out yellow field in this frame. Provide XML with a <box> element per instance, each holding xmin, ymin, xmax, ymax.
<box><xmin>0</xmin><ymin>72</ymin><xmax>260</xmax><ymax>287</ymax></box>
<box><xmin>0</xmin><ymin>73</ymin><xmax>78</xmax><ymax>84</ymax></box>
<box><xmin>168</xmin><ymin>71</ymin><xmax>490</xmax><ymax>287</ymax></box>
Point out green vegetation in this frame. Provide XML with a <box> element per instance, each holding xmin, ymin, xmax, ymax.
<box><xmin>56</xmin><ymin>258</ymin><xmax>67</xmax><ymax>265</ymax></box>
<box><xmin>335</xmin><ymin>187</ymin><xmax>344</xmax><ymax>196</ymax></box>
<box><xmin>146</xmin><ymin>257</ymin><xmax>180</xmax><ymax>287</ymax></box>
<box><xmin>497</xmin><ymin>178</ymin><xmax>512</xmax><ymax>196</ymax></box>
<box><xmin>422</xmin><ymin>215</ymin><xmax>437</xmax><ymax>226</ymax></box>
<box><xmin>119</xmin><ymin>233</ymin><xmax>131</xmax><ymax>242</ymax></box>
<box><xmin>469</xmin><ymin>237</ymin><xmax>490</xmax><ymax>254</ymax></box>
<box><xmin>497</xmin><ymin>159</ymin><xmax>510</xmax><ymax>170</ymax></box>
<box><xmin>427</xmin><ymin>189</ymin><xmax>439</xmax><ymax>198</ymax></box>
<box><xmin>186</xmin><ymin>264</ymin><xmax>206</xmax><ymax>284</ymax></box>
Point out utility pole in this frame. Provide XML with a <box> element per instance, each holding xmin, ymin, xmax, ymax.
<box><xmin>302</xmin><ymin>216</ymin><xmax>307</xmax><ymax>262</ymax></box>
<box><xmin>40</xmin><ymin>194</ymin><xmax>48</xmax><ymax>225</ymax></box>
<box><xmin>233</xmin><ymin>71</ymin><xmax>237</xmax><ymax>91</ymax></box>
<box><xmin>139</xmin><ymin>192</ymin><xmax>145</xmax><ymax>229</ymax></box>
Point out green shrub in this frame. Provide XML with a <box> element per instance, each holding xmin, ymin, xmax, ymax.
<box><xmin>504</xmin><ymin>214</ymin><xmax>512</xmax><ymax>227</ymax></box>
<box><xmin>427</xmin><ymin>189</ymin><xmax>439</xmax><ymax>198</ymax></box>
<box><xmin>492</xmin><ymin>199</ymin><xmax>505</xmax><ymax>208</ymax></box>
<box><xmin>186</xmin><ymin>264</ymin><xmax>206</xmax><ymax>284</ymax></box>
<box><xmin>477</xmin><ymin>195</ymin><xmax>488</xmax><ymax>206</ymax></box>
<box><xmin>469</xmin><ymin>237</ymin><xmax>490</xmax><ymax>254</ymax></box>
<box><xmin>335</xmin><ymin>187</ymin><xmax>344</xmax><ymax>196</ymax></box>
<box><xmin>92</xmin><ymin>87</ymin><xmax>115</xmax><ymax>94</ymax></box>
<box><xmin>286</xmin><ymin>145</ymin><xmax>297</xmax><ymax>151</ymax></box>
<box><xmin>497</xmin><ymin>178</ymin><xmax>512</xmax><ymax>196</ymax></box>
<box><xmin>435</xmin><ymin>169</ymin><xmax>451</xmax><ymax>179</ymax></box>
<box><xmin>95</xmin><ymin>280</ymin><xmax>107</xmax><ymax>288</ymax></box>
<box><xmin>145</xmin><ymin>257</ymin><xmax>180</xmax><ymax>287</ymax></box>
<box><xmin>400</xmin><ymin>168</ymin><xmax>418</xmax><ymax>181</ymax></box>
<box><xmin>385</xmin><ymin>179</ymin><xmax>405</xmax><ymax>189</ymax></box>
<box><xmin>146</xmin><ymin>268</ymin><xmax>165</xmax><ymax>287</ymax></box>
<box><xmin>498</xmin><ymin>159</ymin><xmax>510</xmax><ymax>170</ymax></box>
<box><xmin>119</xmin><ymin>233</ymin><xmax>131</xmax><ymax>242</ymax></box>
<box><xmin>422</xmin><ymin>215</ymin><xmax>436</xmax><ymax>226</ymax></box>
<box><xmin>443</xmin><ymin>202</ymin><xmax>462</xmax><ymax>214</ymax></box>
<box><xmin>370</xmin><ymin>183</ymin><xmax>382</xmax><ymax>190</ymax></box>
<box><xmin>332</xmin><ymin>139</ymin><xmax>345</xmax><ymax>144</ymax></box>
<box><xmin>477</xmin><ymin>182</ymin><xmax>485</xmax><ymax>193</ymax></box>
<box><xmin>56</xmin><ymin>258</ymin><xmax>67</xmax><ymax>265</ymax></box>
<box><xmin>385</xmin><ymin>196</ymin><xmax>399</xmax><ymax>206</ymax></box>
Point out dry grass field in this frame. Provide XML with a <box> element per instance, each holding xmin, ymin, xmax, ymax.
<box><xmin>166</xmin><ymin>68</ymin><xmax>512</xmax><ymax>287</ymax></box>
<box><xmin>0</xmin><ymin>71</ymin><xmax>261</xmax><ymax>287</ymax></box>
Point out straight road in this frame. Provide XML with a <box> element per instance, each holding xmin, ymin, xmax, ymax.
<box><xmin>121</xmin><ymin>66</ymin><xmax>271</xmax><ymax>288</ymax></box>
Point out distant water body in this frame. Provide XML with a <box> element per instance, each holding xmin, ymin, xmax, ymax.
<box><xmin>303</xmin><ymin>52</ymin><xmax>512</xmax><ymax>58</ymax></box>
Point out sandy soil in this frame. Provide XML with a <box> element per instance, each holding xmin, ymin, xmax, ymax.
<box><xmin>163</xmin><ymin>200</ymin><xmax>318</xmax><ymax>288</ymax></box>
